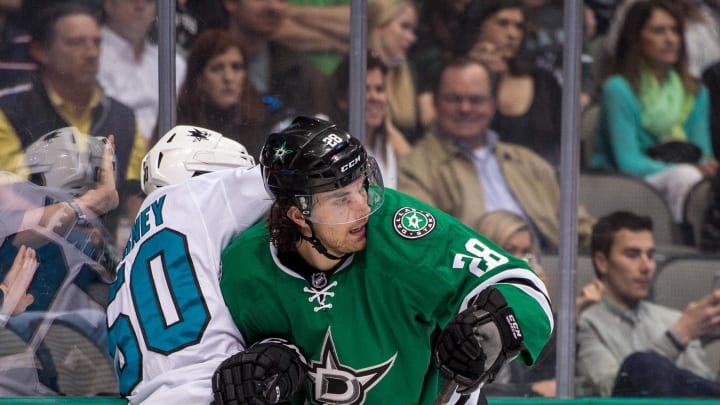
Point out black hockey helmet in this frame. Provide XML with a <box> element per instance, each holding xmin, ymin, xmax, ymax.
<box><xmin>260</xmin><ymin>116</ymin><xmax>384</xmax><ymax>224</ymax></box>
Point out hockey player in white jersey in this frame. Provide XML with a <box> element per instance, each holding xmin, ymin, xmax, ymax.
<box><xmin>105</xmin><ymin>125</ymin><xmax>271</xmax><ymax>404</ymax></box>
<box><xmin>1</xmin><ymin>127</ymin><xmax>119</xmax><ymax>396</ymax></box>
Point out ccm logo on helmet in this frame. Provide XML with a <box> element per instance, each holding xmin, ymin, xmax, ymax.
<box><xmin>341</xmin><ymin>155</ymin><xmax>361</xmax><ymax>173</ymax></box>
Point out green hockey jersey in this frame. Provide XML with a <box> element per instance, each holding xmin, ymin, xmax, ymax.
<box><xmin>221</xmin><ymin>188</ymin><xmax>553</xmax><ymax>404</ymax></box>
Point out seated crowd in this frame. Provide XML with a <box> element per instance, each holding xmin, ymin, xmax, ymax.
<box><xmin>1</xmin><ymin>0</ymin><xmax>720</xmax><ymax>401</ymax></box>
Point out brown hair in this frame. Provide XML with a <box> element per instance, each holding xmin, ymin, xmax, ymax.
<box><xmin>590</xmin><ymin>211</ymin><xmax>653</xmax><ymax>278</ymax></box>
<box><xmin>614</xmin><ymin>0</ymin><xmax>698</xmax><ymax>93</ymax></box>
<box><xmin>176</xmin><ymin>29</ymin><xmax>267</xmax><ymax>128</ymax></box>
<box><xmin>268</xmin><ymin>195</ymin><xmax>303</xmax><ymax>254</ymax></box>
<box><xmin>455</xmin><ymin>0</ymin><xmax>532</xmax><ymax>76</ymax></box>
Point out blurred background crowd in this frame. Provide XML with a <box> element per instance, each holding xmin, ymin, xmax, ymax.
<box><xmin>2</xmin><ymin>0</ymin><xmax>720</xmax><ymax>400</ymax></box>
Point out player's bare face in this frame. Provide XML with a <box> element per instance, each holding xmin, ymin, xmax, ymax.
<box><xmin>310</xmin><ymin>178</ymin><xmax>371</xmax><ymax>255</ymax></box>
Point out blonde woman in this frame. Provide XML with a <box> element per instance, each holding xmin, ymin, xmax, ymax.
<box><xmin>476</xmin><ymin>210</ymin><xmax>603</xmax><ymax>398</ymax></box>
<box><xmin>368</xmin><ymin>0</ymin><xmax>424</xmax><ymax>141</ymax></box>
<box><xmin>476</xmin><ymin>210</ymin><xmax>603</xmax><ymax>315</ymax></box>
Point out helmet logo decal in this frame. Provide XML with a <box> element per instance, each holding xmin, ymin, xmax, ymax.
<box><xmin>187</xmin><ymin>128</ymin><xmax>211</xmax><ymax>142</ymax></box>
<box><xmin>393</xmin><ymin>207</ymin><xmax>436</xmax><ymax>239</ymax></box>
<box><xmin>43</xmin><ymin>131</ymin><xmax>61</xmax><ymax>142</ymax></box>
<box><xmin>322</xmin><ymin>133</ymin><xmax>344</xmax><ymax>148</ymax></box>
<box><xmin>273</xmin><ymin>142</ymin><xmax>294</xmax><ymax>163</ymax></box>
<box><xmin>340</xmin><ymin>155</ymin><xmax>361</xmax><ymax>173</ymax></box>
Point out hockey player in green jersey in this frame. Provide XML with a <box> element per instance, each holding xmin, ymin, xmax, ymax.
<box><xmin>214</xmin><ymin>116</ymin><xmax>553</xmax><ymax>404</ymax></box>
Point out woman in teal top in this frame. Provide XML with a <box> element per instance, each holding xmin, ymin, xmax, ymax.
<box><xmin>590</xmin><ymin>0</ymin><xmax>718</xmax><ymax>222</ymax></box>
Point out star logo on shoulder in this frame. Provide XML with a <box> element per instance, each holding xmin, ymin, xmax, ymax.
<box><xmin>308</xmin><ymin>328</ymin><xmax>396</xmax><ymax>404</ymax></box>
<box><xmin>273</xmin><ymin>142</ymin><xmax>294</xmax><ymax>163</ymax></box>
<box><xmin>187</xmin><ymin>128</ymin><xmax>211</xmax><ymax>142</ymax></box>
<box><xmin>393</xmin><ymin>207</ymin><xmax>436</xmax><ymax>239</ymax></box>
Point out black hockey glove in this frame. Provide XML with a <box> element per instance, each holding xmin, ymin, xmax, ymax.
<box><xmin>212</xmin><ymin>338</ymin><xmax>308</xmax><ymax>405</ymax></box>
<box><xmin>435</xmin><ymin>287</ymin><xmax>525</xmax><ymax>394</ymax></box>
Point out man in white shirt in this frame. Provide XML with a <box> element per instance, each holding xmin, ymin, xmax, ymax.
<box><xmin>98</xmin><ymin>0</ymin><xmax>187</xmax><ymax>144</ymax></box>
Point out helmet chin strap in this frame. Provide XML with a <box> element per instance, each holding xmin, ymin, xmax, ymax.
<box><xmin>300</xmin><ymin>221</ymin><xmax>349</xmax><ymax>261</ymax></box>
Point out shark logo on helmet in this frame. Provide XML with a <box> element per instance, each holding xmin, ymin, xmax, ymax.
<box><xmin>187</xmin><ymin>128</ymin><xmax>211</xmax><ymax>142</ymax></box>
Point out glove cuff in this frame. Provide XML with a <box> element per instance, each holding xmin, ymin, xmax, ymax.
<box><xmin>468</xmin><ymin>288</ymin><xmax>525</xmax><ymax>386</ymax></box>
<box><xmin>253</xmin><ymin>337</ymin><xmax>309</xmax><ymax>367</ymax></box>
<box><xmin>471</xmin><ymin>288</ymin><xmax>524</xmax><ymax>355</ymax></box>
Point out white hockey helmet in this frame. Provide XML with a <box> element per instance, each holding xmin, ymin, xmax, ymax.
<box><xmin>22</xmin><ymin>127</ymin><xmax>113</xmax><ymax>197</ymax></box>
<box><xmin>141</xmin><ymin>125</ymin><xmax>255</xmax><ymax>194</ymax></box>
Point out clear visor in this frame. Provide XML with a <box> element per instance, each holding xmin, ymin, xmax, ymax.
<box><xmin>296</xmin><ymin>157</ymin><xmax>384</xmax><ymax>225</ymax></box>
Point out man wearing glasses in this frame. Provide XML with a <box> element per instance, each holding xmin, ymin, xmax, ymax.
<box><xmin>398</xmin><ymin>57</ymin><xmax>595</xmax><ymax>254</ymax></box>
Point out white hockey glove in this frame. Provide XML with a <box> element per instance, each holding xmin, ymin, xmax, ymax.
<box><xmin>212</xmin><ymin>338</ymin><xmax>308</xmax><ymax>405</ymax></box>
<box><xmin>435</xmin><ymin>287</ymin><xmax>525</xmax><ymax>394</ymax></box>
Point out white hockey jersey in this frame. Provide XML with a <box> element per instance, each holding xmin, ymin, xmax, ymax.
<box><xmin>0</xmin><ymin>177</ymin><xmax>116</xmax><ymax>396</ymax></box>
<box><xmin>106</xmin><ymin>165</ymin><xmax>271</xmax><ymax>404</ymax></box>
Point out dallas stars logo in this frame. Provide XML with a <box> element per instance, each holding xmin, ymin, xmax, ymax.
<box><xmin>393</xmin><ymin>207</ymin><xmax>436</xmax><ymax>239</ymax></box>
<box><xmin>308</xmin><ymin>328</ymin><xmax>396</xmax><ymax>404</ymax></box>
<box><xmin>273</xmin><ymin>142</ymin><xmax>294</xmax><ymax>163</ymax></box>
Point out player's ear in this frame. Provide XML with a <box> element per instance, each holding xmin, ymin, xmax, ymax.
<box><xmin>287</xmin><ymin>206</ymin><xmax>308</xmax><ymax>228</ymax></box>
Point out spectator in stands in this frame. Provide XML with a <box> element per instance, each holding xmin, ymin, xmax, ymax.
<box><xmin>702</xmin><ymin>60</ymin><xmax>720</xmax><ymax>157</ymax></box>
<box><xmin>455</xmin><ymin>0</ymin><xmax>564</xmax><ymax>167</ymax></box>
<box><xmin>0</xmin><ymin>0</ymin><xmax>34</xmax><ymax>87</ymax></box>
<box><xmin>222</xmin><ymin>0</ymin><xmax>332</xmax><ymax>126</ymax></box>
<box><xmin>477</xmin><ymin>208</ymin><xmax>605</xmax><ymax>314</ymax></box>
<box><xmin>475</xmin><ymin>209</ymin><xmax>604</xmax><ymax>397</ymax></box>
<box><xmin>328</xmin><ymin>50</ymin><xmax>411</xmax><ymax>188</ymax></box>
<box><xmin>603</xmin><ymin>0</ymin><xmax>720</xmax><ymax>80</ymax></box>
<box><xmin>273</xmin><ymin>0</ymin><xmax>349</xmax><ymax>76</ymax></box>
<box><xmin>519</xmin><ymin>0</ymin><xmax>598</xmax><ymax>107</ymax></box>
<box><xmin>0</xmin><ymin>2</ymin><xmax>144</xmax><ymax>238</ymax></box>
<box><xmin>176</xmin><ymin>29</ymin><xmax>269</xmax><ymax>159</ymax></box>
<box><xmin>577</xmin><ymin>210</ymin><xmax>720</xmax><ymax>398</ymax></box>
<box><xmin>590</xmin><ymin>0</ymin><xmax>717</xmax><ymax>223</ymax></box>
<box><xmin>368</xmin><ymin>0</ymin><xmax>425</xmax><ymax>142</ymax></box>
<box><xmin>397</xmin><ymin>57</ymin><xmax>595</xmax><ymax>253</ymax></box>
<box><xmin>409</xmin><ymin>0</ymin><xmax>470</xmax><ymax>127</ymax></box>
<box><xmin>99</xmin><ymin>0</ymin><xmax>186</xmax><ymax>147</ymax></box>
<box><xmin>475</xmin><ymin>209</ymin><xmax>557</xmax><ymax>397</ymax></box>
<box><xmin>585</xmin><ymin>0</ymin><xmax>619</xmax><ymax>36</ymax></box>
